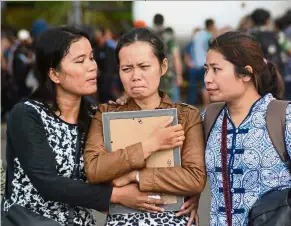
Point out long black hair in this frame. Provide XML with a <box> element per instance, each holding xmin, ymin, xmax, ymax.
<box><xmin>31</xmin><ymin>26</ymin><xmax>92</xmax><ymax>132</ymax></box>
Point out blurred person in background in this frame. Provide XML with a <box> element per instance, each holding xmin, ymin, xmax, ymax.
<box><xmin>1</xmin><ymin>33</ymin><xmax>11</xmax><ymax>71</ymax></box>
<box><xmin>283</xmin><ymin>10</ymin><xmax>291</xmax><ymax>100</ymax></box>
<box><xmin>238</xmin><ymin>15</ymin><xmax>254</xmax><ymax>33</ymax></box>
<box><xmin>250</xmin><ymin>8</ymin><xmax>284</xmax><ymax>74</ymax></box>
<box><xmin>31</xmin><ymin>19</ymin><xmax>49</xmax><ymax>41</ymax></box>
<box><xmin>152</xmin><ymin>14</ymin><xmax>183</xmax><ymax>102</ymax></box>
<box><xmin>1</xmin><ymin>32</ymin><xmax>18</xmax><ymax>122</ymax></box>
<box><xmin>18</xmin><ymin>19</ymin><xmax>50</xmax><ymax>99</ymax></box>
<box><xmin>152</xmin><ymin>13</ymin><xmax>165</xmax><ymax>38</ymax></box>
<box><xmin>159</xmin><ymin>27</ymin><xmax>183</xmax><ymax>102</ymax></box>
<box><xmin>275</xmin><ymin>10</ymin><xmax>291</xmax><ymax>100</ymax></box>
<box><xmin>13</xmin><ymin>29</ymin><xmax>35</xmax><ymax>101</ymax></box>
<box><xmin>6</xmin><ymin>30</ymin><xmax>20</xmax><ymax>82</ymax></box>
<box><xmin>184</xmin><ymin>28</ymin><xmax>201</xmax><ymax>105</ymax></box>
<box><xmin>94</xmin><ymin>27</ymin><xmax>122</xmax><ymax>104</ymax></box>
<box><xmin>185</xmin><ymin>19</ymin><xmax>216</xmax><ymax>108</ymax></box>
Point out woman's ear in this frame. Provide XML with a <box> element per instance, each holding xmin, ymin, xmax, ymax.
<box><xmin>242</xmin><ymin>65</ymin><xmax>253</xmax><ymax>82</ymax></box>
<box><xmin>161</xmin><ymin>58</ymin><xmax>168</xmax><ymax>76</ymax></box>
<box><xmin>48</xmin><ymin>68</ymin><xmax>61</xmax><ymax>84</ymax></box>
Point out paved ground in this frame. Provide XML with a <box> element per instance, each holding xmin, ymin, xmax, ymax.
<box><xmin>1</xmin><ymin>123</ymin><xmax>211</xmax><ymax>225</ymax></box>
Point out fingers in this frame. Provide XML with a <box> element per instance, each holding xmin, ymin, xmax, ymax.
<box><xmin>171</xmin><ymin>124</ymin><xmax>183</xmax><ymax>132</ymax></box>
<box><xmin>174</xmin><ymin>135</ymin><xmax>185</xmax><ymax>143</ymax></box>
<box><xmin>116</xmin><ymin>99</ymin><xmax>125</xmax><ymax>105</ymax></box>
<box><xmin>175</xmin><ymin>130</ymin><xmax>185</xmax><ymax>137</ymax></box>
<box><xmin>176</xmin><ymin>204</ymin><xmax>195</xmax><ymax>216</ymax></box>
<box><xmin>137</xmin><ymin>196</ymin><xmax>166</xmax><ymax>213</ymax></box>
<box><xmin>148</xmin><ymin>197</ymin><xmax>167</xmax><ymax>205</ymax></box>
<box><xmin>142</xmin><ymin>203</ymin><xmax>165</xmax><ymax>213</ymax></box>
<box><xmin>108</xmin><ymin>100</ymin><xmax>117</xmax><ymax>105</ymax></box>
<box><xmin>155</xmin><ymin>119</ymin><xmax>185</xmax><ymax>150</ymax></box>
<box><xmin>164</xmin><ymin>126</ymin><xmax>184</xmax><ymax>140</ymax></box>
<box><xmin>175</xmin><ymin>140</ymin><xmax>184</xmax><ymax>147</ymax></box>
<box><xmin>195</xmin><ymin>213</ymin><xmax>199</xmax><ymax>226</ymax></box>
<box><xmin>187</xmin><ymin>195</ymin><xmax>201</xmax><ymax>209</ymax></box>
<box><xmin>112</xmin><ymin>179</ymin><xmax>118</xmax><ymax>187</ymax></box>
<box><xmin>176</xmin><ymin>141</ymin><xmax>184</xmax><ymax>147</ymax></box>
<box><xmin>144</xmin><ymin>195</ymin><xmax>167</xmax><ymax>205</ymax></box>
<box><xmin>170</xmin><ymin>136</ymin><xmax>185</xmax><ymax>148</ymax></box>
<box><xmin>159</xmin><ymin>119</ymin><xmax>183</xmax><ymax>135</ymax></box>
<box><xmin>162</xmin><ymin>142</ymin><xmax>182</xmax><ymax>150</ymax></box>
<box><xmin>180</xmin><ymin>199</ymin><xmax>193</xmax><ymax>212</ymax></box>
<box><xmin>162</xmin><ymin>139</ymin><xmax>184</xmax><ymax>150</ymax></box>
<box><xmin>186</xmin><ymin>209</ymin><xmax>196</xmax><ymax>226</ymax></box>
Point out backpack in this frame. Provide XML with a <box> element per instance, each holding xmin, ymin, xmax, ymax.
<box><xmin>203</xmin><ymin>99</ymin><xmax>291</xmax><ymax>226</ymax></box>
<box><xmin>251</xmin><ymin>30</ymin><xmax>284</xmax><ymax>72</ymax></box>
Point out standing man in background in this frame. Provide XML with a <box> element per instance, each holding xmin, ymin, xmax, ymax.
<box><xmin>185</xmin><ymin>19</ymin><xmax>216</xmax><ymax>108</ymax></box>
<box><xmin>95</xmin><ymin>28</ymin><xmax>120</xmax><ymax>103</ymax></box>
<box><xmin>152</xmin><ymin>14</ymin><xmax>183</xmax><ymax>102</ymax></box>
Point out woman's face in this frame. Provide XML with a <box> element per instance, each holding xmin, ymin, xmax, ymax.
<box><xmin>118</xmin><ymin>41</ymin><xmax>167</xmax><ymax>100</ymax></box>
<box><xmin>204</xmin><ymin>49</ymin><xmax>249</xmax><ymax>102</ymax></box>
<box><xmin>52</xmin><ymin>37</ymin><xmax>97</xmax><ymax>96</ymax></box>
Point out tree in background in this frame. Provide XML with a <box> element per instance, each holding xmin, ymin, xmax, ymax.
<box><xmin>2</xmin><ymin>1</ymin><xmax>132</xmax><ymax>35</ymax></box>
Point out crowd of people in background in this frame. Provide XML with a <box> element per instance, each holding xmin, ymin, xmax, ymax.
<box><xmin>1</xmin><ymin>6</ymin><xmax>291</xmax><ymax>226</ymax></box>
<box><xmin>1</xmin><ymin>8</ymin><xmax>291</xmax><ymax>123</ymax></box>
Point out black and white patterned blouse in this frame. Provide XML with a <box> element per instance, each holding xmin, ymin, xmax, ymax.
<box><xmin>3</xmin><ymin>100</ymin><xmax>112</xmax><ymax>226</ymax></box>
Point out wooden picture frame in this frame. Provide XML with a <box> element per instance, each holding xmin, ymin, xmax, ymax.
<box><xmin>102</xmin><ymin>108</ymin><xmax>184</xmax><ymax>215</ymax></box>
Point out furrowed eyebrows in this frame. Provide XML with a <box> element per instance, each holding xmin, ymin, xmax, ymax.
<box><xmin>120</xmin><ymin>64</ymin><xmax>133</xmax><ymax>67</ymax></box>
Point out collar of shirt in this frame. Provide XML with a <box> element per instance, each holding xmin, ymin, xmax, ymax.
<box><xmin>224</xmin><ymin>92</ymin><xmax>274</xmax><ymax>126</ymax></box>
<box><xmin>125</xmin><ymin>91</ymin><xmax>174</xmax><ymax>111</ymax></box>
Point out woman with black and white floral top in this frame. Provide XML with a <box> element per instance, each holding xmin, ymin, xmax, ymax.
<box><xmin>1</xmin><ymin>26</ymin><xmax>163</xmax><ymax>226</ymax></box>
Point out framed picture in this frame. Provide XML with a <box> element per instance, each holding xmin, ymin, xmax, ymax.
<box><xmin>102</xmin><ymin>108</ymin><xmax>183</xmax><ymax>215</ymax></box>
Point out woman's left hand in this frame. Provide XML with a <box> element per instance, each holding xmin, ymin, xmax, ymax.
<box><xmin>109</xmin><ymin>93</ymin><xmax>129</xmax><ymax>105</ymax></box>
<box><xmin>112</xmin><ymin>170</ymin><xmax>138</xmax><ymax>187</ymax></box>
<box><xmin>176</xmin><ymin>195</ymin><xmax>200</xmax><ymax>226</ymax></box>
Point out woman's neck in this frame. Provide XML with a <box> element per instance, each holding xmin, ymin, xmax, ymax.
<box><xmin>56</xmin><ymin>89</ymin><xmax>81</xmax><ymax>124</ymax></box>
<box><xmin>227</xmin><ymin>89</ymin><xmax>261</xmax><ymax>128</ymax></box>
<box><xmin>134</xmin><ymin>92</ymin><xmax>161</xmax><ymax>110</ymax></box>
